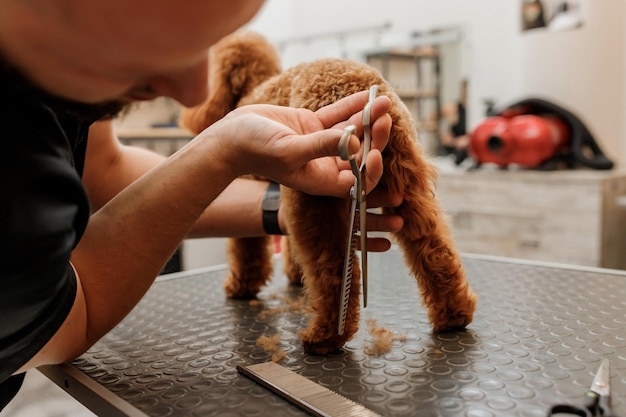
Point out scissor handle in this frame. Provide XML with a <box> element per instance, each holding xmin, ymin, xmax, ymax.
<box><xmin>581</xmin><ymin>389</ymin><xmax>615</xmax><ymax>417</ymax></box>
<box><xmin>360</xmin><ymin>85</ymin><xmax>378</xmax><ymax>170</ymax></box>
<box><xmin>338</xmin><ymin>125</ymin><xmax>361</xmax><ymax>182</ymax></box>
<box><xmin>548</xmin><ymin>393</ymin><xmax>620</xmax><ymax>417</ymax></box>
<box><xmin>338</xmin><ymin>124</ymin><xmax>357</xmax><ymax>161</ymax></box>
<box><xmin>548</xmin><ymin>404</ymin><xmax>592</xmax><ymax>417</ymax></box>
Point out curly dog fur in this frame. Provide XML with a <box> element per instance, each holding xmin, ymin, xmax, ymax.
<box><xmin>181</xmin><ymin>31</ymin><xmax>477</xmax><ymax>355</ymax></box>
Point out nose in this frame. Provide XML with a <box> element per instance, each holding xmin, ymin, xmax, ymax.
<box><xmin>146</xmin><ymin>56</ymin><xmax>210</xmax><ymax>107</ymax></box>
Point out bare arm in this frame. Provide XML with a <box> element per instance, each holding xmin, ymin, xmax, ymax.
<box><xmin>83</xmin><ymin>120</ymin><xmax>272</xmax><ymax>236</ymax></box>
<box><xmin>83</xmin><ymin>93</ymin><xmax>400</xmax><ymax>240</ymax></box>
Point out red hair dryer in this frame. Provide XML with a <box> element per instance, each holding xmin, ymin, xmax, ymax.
<box><xmin>469</xmin><ymin>98</ymin><xmax>613</xmax><ymax>170</ymax></box>
<box><xmin>470</xmin><ymin>114</ymin><xmax>570</xmax><ymax>168</ymax></box>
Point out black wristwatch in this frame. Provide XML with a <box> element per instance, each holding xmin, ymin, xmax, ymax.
<box><xmin>262</xmin><ymin>181</ymin><xmax>283</xmax><ymax>235</ymax></box>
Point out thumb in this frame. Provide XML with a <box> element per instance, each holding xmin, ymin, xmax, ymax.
<box><xmin>296</xmin><ymin>129</ymin><xmax>360</xmax><ymax>161</ymax></box>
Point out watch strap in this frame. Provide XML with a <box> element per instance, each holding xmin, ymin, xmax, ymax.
<box><xmin>262</xmin><ymin>181</ymin><xmax>283</xmax><ymax>235</ymax></box>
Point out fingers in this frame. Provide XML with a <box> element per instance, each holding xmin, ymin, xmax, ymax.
<box><xmin>367</xmin><ymin>187</ymin><xmax>404</xmax><ymax>208</ymax></box>
<box><xmin>297</xmin><ymin>129</ymin><xmax>360</xmax><ymax>162</ymax></box>
<box><xmin>316</xmin><ymin>91</ymin><xmax>371</xmax><ymax>128</ymax></box>
<box><xmin>341</xmin><ymin>96</ymin><xmax>392</xmax><ymax>143</ymax></box>
<box><xmin>357</xmin><ymin>236</ymin><xmax>392</xmax><ymax>253</ymax></box>
<box><xmin>335</xmin><ymin>94</ymin><xmax>392</xmax><ymax>172</ymax></box>
<box><xmin>365</xmin><ymin>211</ymin><xmax>404</xmax><ymax>233</ymax></box>
<box><xmin>355</xmin><ymin>211</ymin><xmax>403</xmax><ymax>252</ymax></box>
<box><xmin>359</xmin><ymin>188</ymin><xmax>404</xmax><ymax>253</ymax></box>
<box><xmin>370</xmin><ymin>112</ymin><xmax>392</xmax><ymax>152</ymax></box>
<box><xmin>317</xmin><ymin>91</ymin><xmax>392</xmax><ymax>132</ymax></box>
<box><xmin>362</xmin><ymin>150</ymin><xmax>383</xmax><ymax>194</ymax></box>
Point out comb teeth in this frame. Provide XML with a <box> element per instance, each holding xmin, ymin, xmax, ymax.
<box><xmin>238</xmin><ymin>362</ymin><xmax>383</xmax><ymax>417</ymax></box>
<box><xmin>338</xmin><ymin>217</ymin><xmax>358</xmax><ymax>336</ymax></box>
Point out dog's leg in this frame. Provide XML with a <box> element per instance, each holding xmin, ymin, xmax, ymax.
<box><xmin>224</xmin><ymin>236</ymin><xmax>274</xmax><ymax>299</ymax></box>
<box><xmin>393</xmin><ymin>208</ymin><xmax>477</xmax><ymax>332</ymax></box>
<box><xmin>384</xmin><ymin>154</ymin><xmax>477</xmax><ymax>332</ymax></box>
<box><xmin>281</xmin><ymin>237</ymin><xmax>304</xmax><ymax>286</ymax></box>
<box><xmin>282</xmin><ymin>190</ymin><xmax>361</xmax><ymax>354</ymax></box>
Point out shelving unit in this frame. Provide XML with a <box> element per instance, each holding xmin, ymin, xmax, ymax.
<box><xmin>366</xmin><ymin>48</ymin><xmax>441</xmax><ymax>155</ymax></box>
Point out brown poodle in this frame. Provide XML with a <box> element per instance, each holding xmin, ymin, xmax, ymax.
<box><xmin>181</xmin><ymin>31</ymin><xmax>477</xmax><ymax>355</ymax></box>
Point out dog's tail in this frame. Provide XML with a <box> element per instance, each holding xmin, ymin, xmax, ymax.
<box><xmin>180</xmin><ymin>31</ymin><xmax>282</xmax><ymax>134</ymax></box>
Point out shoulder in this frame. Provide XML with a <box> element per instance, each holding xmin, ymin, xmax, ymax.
<box><xmin>0</xmin><ymin>70</ymin><xmax>87</xmax><ymax>385</ymax></box>
<box><xmin>0</xmin><ymin>374</ymin><xmax>26</xmax><ymax>412</ymax></box>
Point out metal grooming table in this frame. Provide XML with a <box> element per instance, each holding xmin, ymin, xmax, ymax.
<box><xmin>39</xmin><ymin>249</ymin><xmax>626</xmax><ymax>416</ymax></box>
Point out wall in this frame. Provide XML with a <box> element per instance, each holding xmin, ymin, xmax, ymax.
<box><xmin>247</xmin><ymin>0</ymin><xmax>523</xmax><ymax>146</ymax></box>
<box><xmin>519</xmin><ymin>0</ymin><xmax>626</xmax><ymax>167</ymax></box>
<box><xmin>247</xmin><ymin>0</ymin><xmax>626</xmax><ymax>166</ymax></box>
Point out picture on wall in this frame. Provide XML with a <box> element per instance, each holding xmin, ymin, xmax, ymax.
<box><xmin>521</xmin><ymin>0</ymin><xmax>584</xmax><ymax>32</ymax></box>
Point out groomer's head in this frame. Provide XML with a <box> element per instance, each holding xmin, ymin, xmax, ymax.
<box><xmin>0</xmin><ymin>0</ymin><xmax>265</xmax><ymax>106</ymax></box>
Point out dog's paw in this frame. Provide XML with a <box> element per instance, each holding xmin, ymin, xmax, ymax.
<box><xmin>430</xmin><ymin>292</ymin><xmax>477</xmax><ymax>332</ymax></box>
<box><xmin>298</xmin><ymin>317</ymin><xmax>359</xmax><ymax>355</ymax></box>
<box><xmin>223</xmin><ymin>274</ymin><xmax>262</xmax><ymax>299</ymax></box>
<box><xmin>300</xmin><ymin>332</ymin><xmax>347</xmax><ymax>355</ymax></box>
<box><xmin>431</xmin><ymin>315</ymin><xmax>473</xmax><ymax>333</ymax></box>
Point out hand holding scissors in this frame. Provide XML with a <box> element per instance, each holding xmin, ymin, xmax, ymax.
<box><xmin>548</xmin><ymin>359</ymin><xmax>621</xmax><ymax>417</ymax></box>
<box><xmin>336</xmin><ymin>85</ymin><xmax>378</xmax><ymax>335</ymax></box>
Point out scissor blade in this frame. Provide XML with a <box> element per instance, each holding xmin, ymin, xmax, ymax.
<box><xmin>359</xmin><ymin>196</ymin><xmax>367</xmax><ymax>309</ymax></box>
<box><xmin>358</xmin><ymin>86</ymin><xmax>376</xmax><ymax>307</ymax></box>
<box><xmin>338</xmin><ymin>197</ymin><xmax>358</xmax><ymax>336</ymax></box>
<box><xmin>591</xmin><ymin>358</ymin><xmax>610</xmax><ymax>397</ymax></box>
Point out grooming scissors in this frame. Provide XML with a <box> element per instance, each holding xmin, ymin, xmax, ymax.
<box><xmin>337</xmin><ymin>85</ymin><xmax>378</xmax><ymax>336</ymax></box>
<box><xmin>548</xmin><ymin>359</ymin><xmax>621</xmax><ymax>417</ymax></box>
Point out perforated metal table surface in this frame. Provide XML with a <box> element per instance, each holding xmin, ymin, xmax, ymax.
<box><xmin>40</xmin><ymin>249</ymin><xmax>626</xmax><ymax>417</ymax></box>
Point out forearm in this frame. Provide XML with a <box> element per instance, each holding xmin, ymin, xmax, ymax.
<box><xmin>85</xmin><ymin>122</ymin><xmax>278</xmax><ymax>238</ymax></box>
<box><xmin>93</xmin><ymin>148</ymin><xmax>276</xmax><ymax>238</ymax></box>
<box><xmin>188</xmin><ymin>178</ymin><xmax>286</xmax><ymax>238</ymax></box>
<box><xmin>87</xmin><ymin>144</ymin><xmax>165</xmax><ymax>211</ymax></box>
<box><xmin>73</xmin><ymin>136</ymin><xmax>236</xmax><ymax>346</ymax></box>
<box><xmin>15</xmin><ymin>134</ymin><xmax>237</xmax><ymax>371</ymax></box>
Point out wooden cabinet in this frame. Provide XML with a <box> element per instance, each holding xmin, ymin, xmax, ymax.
<box><xmin>366</xmin><ymin>48</ymin><xmax>441</xmax><ymax>155</ymax></box>
<box><xmin>434</xmin><ymin>166</ymin><xmax>626</xmax><ymax>269</ymax></box>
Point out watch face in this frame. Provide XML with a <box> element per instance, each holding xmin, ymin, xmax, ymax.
<box><xmin>262</xmin><ymin>198</ymin><xmax>281</xmax><ymax>211</ymax></box>
<box><xmin>263</xmin><ymin>183</ymin><xmax>281</xmax><ymax>211</ymax></box>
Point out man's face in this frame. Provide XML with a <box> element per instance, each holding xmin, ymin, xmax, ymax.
<box><xmin>0</xmin><ymin>0</ymin><xmax>265</xmax><ymax>106</ymax></box>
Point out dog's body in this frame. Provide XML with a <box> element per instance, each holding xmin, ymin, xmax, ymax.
<box><xmin>181</xmin><ymin>32</ymin><xmax>477</xmax><ymax>355</ymax></box>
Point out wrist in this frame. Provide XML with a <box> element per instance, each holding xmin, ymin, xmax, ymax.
<box><xmin>262</xmin><ymin>181</ymin><xmax>285</xmax><ymax>235</ymax></box>
<box><xmin>196</xmin><ymin>121</ymin><xmax>242</xmax><ymax>181</ymax></box>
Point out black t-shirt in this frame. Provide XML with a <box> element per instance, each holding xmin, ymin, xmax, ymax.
<box><xmin>0</xmin><ymin>64</ymin><xmax>112</xmax><ymax>410</ymax></box>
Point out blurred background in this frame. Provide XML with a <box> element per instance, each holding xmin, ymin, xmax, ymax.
<box><xmin>4</xmin><ymin>0</ymin><xmax>626</xmax><ymax>415</ymax></box>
